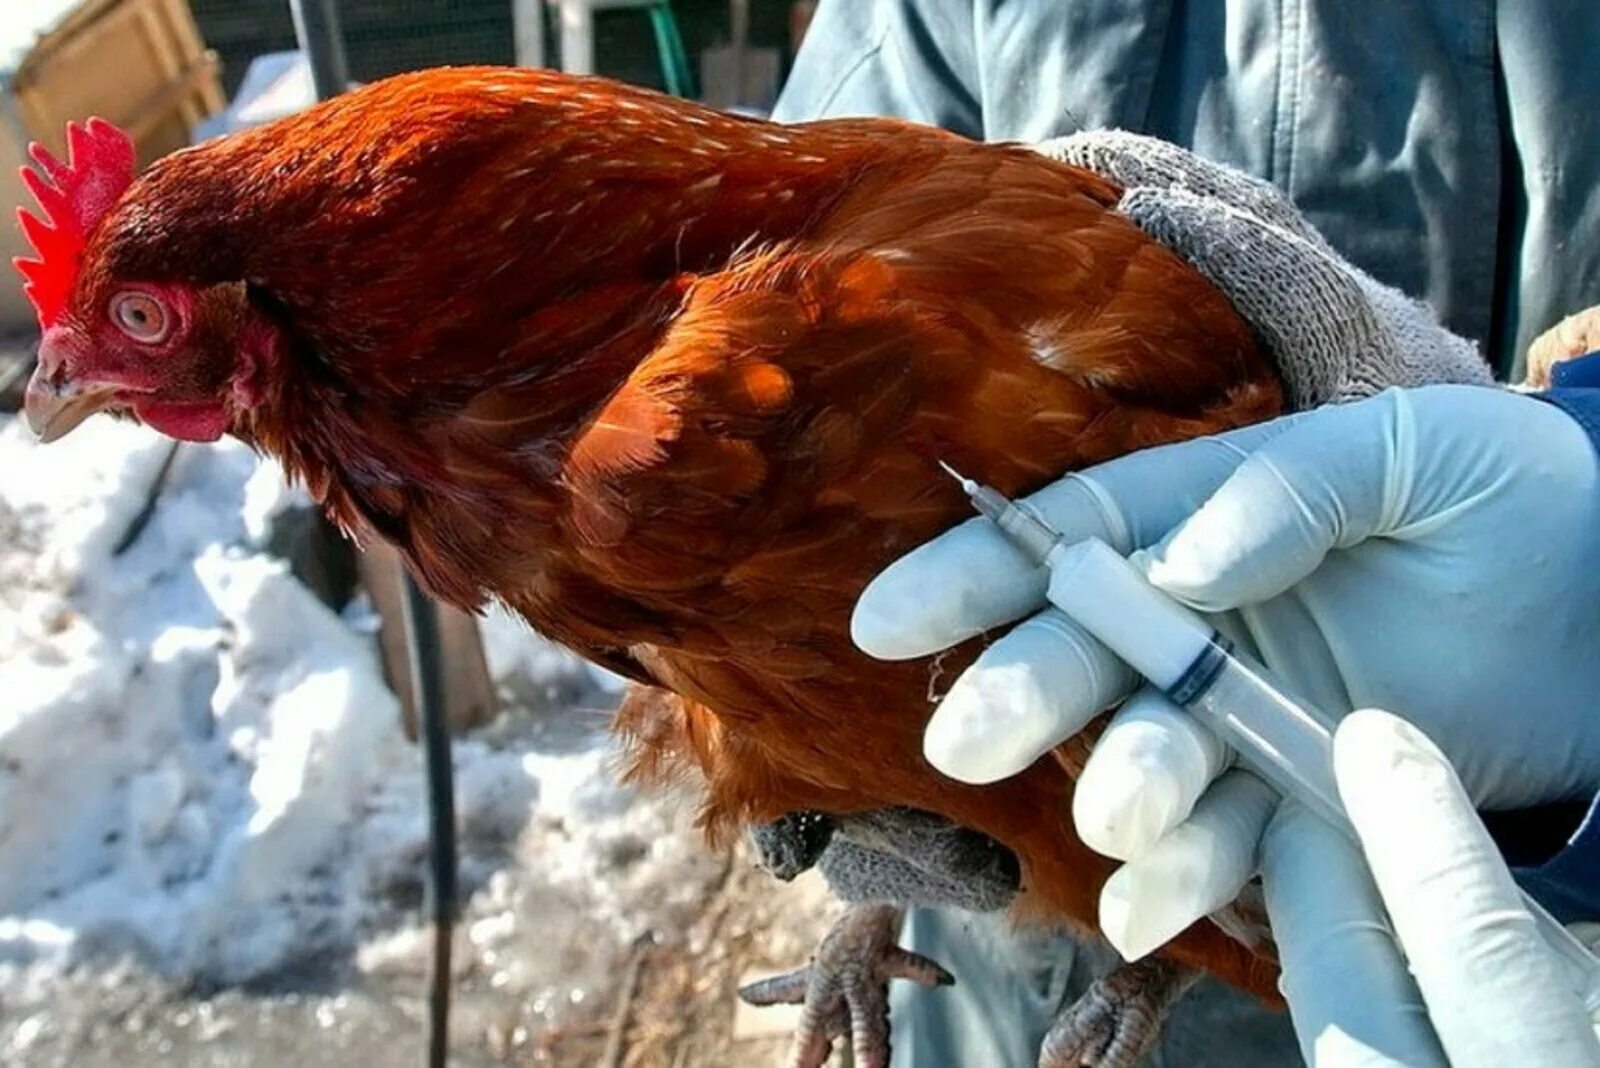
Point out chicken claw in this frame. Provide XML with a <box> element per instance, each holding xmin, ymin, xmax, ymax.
<box><xmin>739</xmin><ymin>902</ymin><xmax>953</xmax><ymax>1068</ymax></box>
<box><xmin>1037</xmin><ymin>958</ymin><xmax>1199</xmax><ymax>1068</ymax></box>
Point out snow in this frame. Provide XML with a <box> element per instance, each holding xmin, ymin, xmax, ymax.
<box><xmin>0</xmin><ymin>412</ymin><xmax>639</xmax><ymax>992</ymax></box>
<box><xmin>0</xmin><ymin>0</ymin><xmax>85</xmax><ymax>82</ymax></box>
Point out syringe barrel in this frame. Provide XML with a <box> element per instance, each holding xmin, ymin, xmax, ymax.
<box><xmin>1044</xmin><ymin>537</ymin><xmax>1600</xmax><ymax>1010</ymax></box>
<box><xmin>1180</xmin><ymin>641</ymin><xmax>1349</xmax><ymax>831</ymax></box>
<box><xmin>1197</xmin><ymin>645</ymin><xmax>1600</xmax><ymax>1009</ymax></box>
<box><xmin>1195</xmin><ymin>649</ymin><xmax>1600</xmax><ymax>1010</ymax></box>
<box><xmin>1045</xmin><ymin>538</ymin><xmax>1352</xmax><ymax>828</ymax></box>
<box><xmin>1043</xmin><ymin>538</ymin><xmax>1214</xmax><ymax>689</ymax></box>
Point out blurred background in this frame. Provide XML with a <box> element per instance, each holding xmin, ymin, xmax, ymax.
<box><xmin>0</xmin><ymin>2</ymin><xmax>842</xmax><ymax>1065</ymax></box>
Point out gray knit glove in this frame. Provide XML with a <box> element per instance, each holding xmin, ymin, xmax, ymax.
<box><xmin>1035</xmin><ymin>130</ymin><xmax>1494</xmax><ymax>408</ymax></box>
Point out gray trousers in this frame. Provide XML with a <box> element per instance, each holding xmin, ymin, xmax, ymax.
<box><xmin>888</xmin><ymin>908</ymin><xmax>1303</xmax><ymax>1066</ymax></box>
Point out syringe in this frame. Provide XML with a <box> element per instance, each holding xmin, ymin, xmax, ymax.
<box><xmin>940</xmin><ymin>462</ymin><xmax>1600</xmax><ymax>1013</ymax></box>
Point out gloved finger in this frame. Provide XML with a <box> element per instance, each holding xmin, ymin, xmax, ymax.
<box><xmin>1133</xmin><ymin>389</ymin><xmax>1407</xmax><ymax>613</ymax></box>
<box><xmin>1118</xmin><ymin>186</ymin><xmax>1385</xmax><ymax>408</ymax></box>
<box><xmin>1073</xmin><ymin>687</ymin><xmax>1230</xmax><ymax>860</ymax></box>
<box><xmin>921</xmin><ymin>608</ymin><xmax>1136</xmax><ymax>783</ymax></box>
<box><xmin>1258</xmin><ymin>800</ymin><xmax>1447</xmax><ymax>1068</ymax></box>
<box><xmin>1334</xmin><ymin>710</ymin><xmax>1600</xmax><ymax>1068</ymax></box>
<box><xmin>1034</xmin><ymin>129</ymin><xmax>1322</xmax><ymax>243</ymax></box>
<box><xmin>1098</xmin><ymin>769</ymin><xmax>1277</xmax><ymax>961</ymax></box>
<box><xmin>853</xmin><ymin>415</ymin><xmax>1307</xmax><ymax>661</ymax></box>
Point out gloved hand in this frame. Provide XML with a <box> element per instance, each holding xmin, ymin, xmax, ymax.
<box><xmin>851</xmin><ymin>384</ymin><xmax>1600</xmax><ymax>1064</ymax></box>
<box><xmin>1282</xmin><ymin>709</ymin><xmax>1600</xmax><ymax>1067</ymax></box>
<box><xmin>1033</xmin><ymin>130</ymin><xmax>1493</xmax><ymax>406</ymax></box>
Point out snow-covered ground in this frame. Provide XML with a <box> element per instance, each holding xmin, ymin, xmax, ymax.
<box><xmin>0</xmin><ymin>413</ymin><xmax>832</xmax><ymax>1066</ymax></box>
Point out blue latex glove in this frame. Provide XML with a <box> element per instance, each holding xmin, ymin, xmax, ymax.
<box><xmin>1295</xmin><ymin>709</ymin><xmax>1600</xmax><ymax>1066</ymax></box>
<box><xmin>851</xmin><ymin>384</ymin><xmax>1600</xmax><ymax>1065</ymax></box>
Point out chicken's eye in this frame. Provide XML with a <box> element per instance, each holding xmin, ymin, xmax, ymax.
<box><xmin>110</xmin><ymin>291</ymin><xmax>170</xmax><ymax>344</ymax></box>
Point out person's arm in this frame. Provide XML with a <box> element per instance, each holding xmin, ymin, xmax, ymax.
<box><xmin>850</xmin><ymin>135</ymin><xmax>1600</xmax><ymax>1064</ymax></box>
<box><xmin>1545</xmin><ymin>387</ymin><xmax>1600</xmax><ymax>434</ymax></box>
<box><xmin>854</xmin><ymin>382</ymin><xmax>1600</xmax><ymax>1065</ymax></box>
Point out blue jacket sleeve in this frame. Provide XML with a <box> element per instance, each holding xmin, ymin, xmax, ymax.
<box><xmin>1541</xmin><ymin>379</ymin><xmax>1600</xmax><ymax>447</ymax></box>
<box><xmin>1517</xmin><ymin>367</ymin><xmax>1600</xmax><ymax>921</ymax></box>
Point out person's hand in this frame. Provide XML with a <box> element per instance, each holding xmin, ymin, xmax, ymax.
<box><xmin>850</xmin><ymin>384</ymin><xmax>1600</xmax><ymax>1061</ymax></box>
<box><xmin>1525</xmin><ymin>303</ymin><xmax>1600</xmax><ymax>388</ymax></box>
<box><xmin>1274</xmin><ymin>708</ymin><xmax>1600</xmax><ymax>1067</ymax></box>
<box><xmin>1033</xmin><ymin>130</ymin><xmax>1493</xmax><ymax>407</ymax></box>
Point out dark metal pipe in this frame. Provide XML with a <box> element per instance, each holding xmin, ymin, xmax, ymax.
<box><xmin>402</xmin><ymin>574</ymin><xmax>459</xmax><ymax>1068</ymax></box>
<box><xmin>285</xmin><ymin>6</ymin><xmax>455</xmax><ymax>1065</ymax></box>
<box><xmin>287</xmin><ymin>0</ymin><xmax>351</xmax><ymax>100</ymax></box>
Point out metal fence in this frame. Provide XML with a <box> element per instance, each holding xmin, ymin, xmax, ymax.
<box><xmin>191</xmin><ymin>0</ymin><xmax>798</xmax><ymax>97</ymax></box>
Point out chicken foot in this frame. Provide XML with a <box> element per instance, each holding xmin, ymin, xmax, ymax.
<box><xmin>1037</xmin><ymin>957</ymin><xmax>1200</xmax><ymax>1068</ymax></box>
<box><xmin>739</xmin><ymin>902</ymin><xmax>953</xmax><ymax>1068</ymax></box>
<box><xmin>747</xmin><ymin>809</ymin><xmax>1210</xmax><ymax>1067</ymax></box>
<box><xmin>744</xmin><ymin>808</ymin><xmax>1020</xmax><ymax>1066</ymax></box>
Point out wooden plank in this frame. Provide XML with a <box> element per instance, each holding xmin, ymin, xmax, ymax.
<box><xmin>160</xmin><ymin>0</ymin><xmax>225</xmax><ymax>110</ymax></box>
<box><xmin>13</xmin><ymin>0</ymin><xmax>222</xmax><ymax>147</ymax></box>
<box><xmin>356</xmin><ymin>543</ymin><xmax>499</xmax><ymax>741</ymax></box>
<box><xmin>121</xmin><ymin>54</ymin><xmax>222</xmax><ymax>145</ymax></box>
<box><xmin>3</xmin><ymin>0</ymin><xmax>222</xmax><ymax>330</ymax></box>
<box><xmin>137</xmin><ymin>1</ymin><xmax>198</xmax><ymax>130</ymax></box>
<box><xmin>147</xmin><ymin>0</ymin><xmax>220</xmax><ymax>131</ymax></box>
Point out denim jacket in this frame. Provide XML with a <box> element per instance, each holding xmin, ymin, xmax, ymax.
<box><xmin>775</xmin><ymin>0</ymin><xmax>1600</xmax><ymax>380</ymax></box>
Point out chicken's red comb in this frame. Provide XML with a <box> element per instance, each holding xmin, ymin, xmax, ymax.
<box><xmin>12</xmin><ymin>118</ymin><xmax>136</xmax><ymax>329</ymax></box>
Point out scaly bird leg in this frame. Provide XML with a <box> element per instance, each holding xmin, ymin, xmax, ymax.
<box><xmin>739</xmin><ymin>902</ymin><xmax>953</xmax><ymax>1068</ymax></box>
<box><xmin>748</xmin><ymin>807</ymin><xmax>1021</xmax><ymax>911</ymax></box>
<box><xmin>1037</xmin><ymin>957</ymin><xmax>1200</xmax><ymax>1068</ymax></box>
<box><xmin>748</xmin><ymin>810</ymin><xmax>838</xmax><ymax>881</ymax></box>
<box><xmin>743</xmin><ymin>809</ymin><xmax>1017</xmax><ymax>1065</ymax></box>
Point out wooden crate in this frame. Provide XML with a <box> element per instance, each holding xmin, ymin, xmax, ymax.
<box><xmin>2</xmin><ymin>0</ymin><xmax>223</xmax><ymax>328</ymax></box>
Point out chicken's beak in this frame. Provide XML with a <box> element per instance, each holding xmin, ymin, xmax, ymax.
<box><xmin>23</xmin><ymin>333</ymin><xmax>118</xmax><ymax>443</ymax></box>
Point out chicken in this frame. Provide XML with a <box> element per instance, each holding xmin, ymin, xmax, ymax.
<box><xmin>17</xmin><ymin>68</ymin><xmax>1286</xmax><ymax>1065</ymax></box>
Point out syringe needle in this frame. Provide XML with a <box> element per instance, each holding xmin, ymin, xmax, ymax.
<box><xmin>938</xmin><ymin>459</ymin><xmax>1062</xmax><ymax>563</ymax></box>
<box><xmin>936</xmin><ymin>459</ymin><xmax>977</xmax><ymax>495</ymax></box>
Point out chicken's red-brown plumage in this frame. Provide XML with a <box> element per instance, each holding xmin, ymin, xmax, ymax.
<box><xmin>50</xmin><ymin>68</ymin><xmax>1286</xmax><ymax>995</ymax></box>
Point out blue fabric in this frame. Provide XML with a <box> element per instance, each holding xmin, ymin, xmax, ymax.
<box><xmin>1514</xmin><ymin>796</ymin><xmax>1600</xmax><ymax>925</ymax></box>
<box><xmin>1542</xmin><ymin>386</ymin><xmax>1600</xmax><ymax>478</ymax></box>
<box><xmin>1551</xmin><ymin>352</ymin><xmax>1600</xmax><ymax>390</ymax></box>
<box><xmin>1509</xmin><ymin>385</ymin><xmax>1600</xmax><ymax>922</ymax></box>
<box><xmin>891</xmin><ymin>909</ymin><xmax>1300</xmax><ymax>1067</ymax></box>
<box><xmin>776</xmin><ymin>0</ymin><xmax>1600</xmax><ymax>381</ymax></box>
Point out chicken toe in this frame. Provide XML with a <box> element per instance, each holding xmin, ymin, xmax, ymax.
<box><xmin>739</xmin><ymin>902</ymin><xmax>953</xmax><ymax>1068</ymax></box>
<box><xmin>1037</xmin><ymin>958</ymin><xmax>1199</xmax><ymax>1068</ymax></box>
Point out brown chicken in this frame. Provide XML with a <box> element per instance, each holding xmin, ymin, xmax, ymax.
<box><xmin>18</xmin><ymin>68</ymin><xmax>1285</xmax><ymax>1065</ymax></box>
